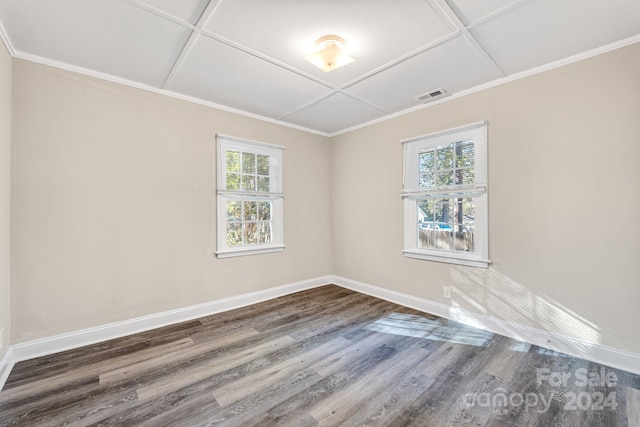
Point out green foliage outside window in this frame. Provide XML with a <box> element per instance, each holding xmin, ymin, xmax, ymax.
<box><xmin>225</xmin><ymin>150</ymin><xmax>273</xmax><ymax>247</ymax></box>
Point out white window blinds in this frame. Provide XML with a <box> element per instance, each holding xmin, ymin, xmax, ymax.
<box><xmin>402</xmin><ymin>121</ymin><xmax>487</xmax><ymax>200</ymax></box>
<box><xmin>401</xmin><ymin>121</ymin><xmax>489</xmax><ymax>268</ymax></box>
<box><xmin>217</xmin><ymin>134</ymin><xmax>284</xmax><ymax>199</ymax></box>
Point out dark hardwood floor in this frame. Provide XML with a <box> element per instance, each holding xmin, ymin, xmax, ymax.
<box><xmin>1</xmin><ymin>285</ymin><xmax>639</xmax><ymax>426</ymax></box>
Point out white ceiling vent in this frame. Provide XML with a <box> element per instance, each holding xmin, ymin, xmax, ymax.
<box><xmin>415</xmin><ymin>88</ymin><xmax>449</xmax><ymax>103</ymax></box>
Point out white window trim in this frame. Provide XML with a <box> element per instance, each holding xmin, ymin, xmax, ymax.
<box><xmin>216</xmin><ymin>135</ymin><xmax>284</xmax><ymax>258</ymax></box>
<box><xmin>401</xmin><ymin>122</ymin><xmax>490</xmax><ymax>268</ymax></box>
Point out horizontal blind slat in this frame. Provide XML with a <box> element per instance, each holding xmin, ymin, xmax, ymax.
<box><xmin>218</xmin><ymin>190</ymin><xmax>284</xmax><ymax>200</ymax></box>
<box><xmin>401</xmin><ymin>186</ymin><xmax>486</xmax><ymax>199</ymax></box>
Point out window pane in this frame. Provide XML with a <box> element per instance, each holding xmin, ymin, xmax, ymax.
<box><xmin>243</xmin><ymin>201</ymin><xmax>257</xmax><ymax>221</ymax></box>
<box><xmin>436</xmin><ymin>171</ymin><xmax>453</xmax><ymax>186</ymax></box>
<box><xmin>455</xmin><ymin>141</ymin><xmax>474</xmax><ymax>168</ymax></box>
<box><xmin>418</xmin><ymin>226</ymin><xmax>453</xmax><ymax>250</ymax></box>
<box><xmin>226</xmin><ymin>151</ymin><xmax>240</xmax><ymax>173</ymax></box>
<box><xmin>437</xmin><ymin>199</ymin><xmax>453</xmax><ymax>224</ymax></box>
<box><xmin>258</xmin><ymin>222</ymin><xmax>272</xmax><ymax>244</ymax></box>
<box><xmin>227</xmin><ymin>200</ymin><xmax>242</xmax><ymax>221</ymax></box>
<box><xmin>226</xmin><ymin>173</ymin><xmax>240</xmax><ymax>190</ymax></box>
<box><xmin>458</xmin><ymin>168</ymin><xmax>475</xmax><ymax>185</ymax></box>
<box><xmin>257</xmin><ymin>176</ymin><xmax>270</xmax><ymax>192</ymax></box>
<box><xmin>436</xmin><ymin>146</ymin><xmax>454</xmax><ymax>170</ymax></box>
<box><xmin>452</xmin><ymin>197</ymin><xmax>475</xmax><ymax>251</ymax></box>
<box><xmin>242</xmin><ymin>152</ymin><xmax>256</xmax><ymax>174</ymax></box>
<box><xmin>257</xmin><ymin>154</ymin><xmax>270</xmax><ymax>175</ymax></box>
<box><xmin>454</xmin><ymin>141</ymin><xmax>475</xmax><ymax>186</ymax></box>
<box><xmin>418</xmin><ymin>199</ymin><xmax>453</xmax><ymax>250</ymax></box>
<box><xmin>460</xmin><ymin>198</ymin><xmax>475</xmax><ymax>231</ymax></box>
<box><xmin>244</xmin><ymin>222</ymin><xmax>258</xmax><ymax>244</ymax></box>
<box><xmin>242</xmin><ymin>176</ymin><xmax>256</xmax><ymax>191</ymax></box>
<box><xmin>419</xmin><ymin>151</ymin><xmax>434</xmax><ymax>173</ymax></box>
<box><xmin>227</xmin><ymin>223</ymin><xmax>242</xmax><ymax>247</ymax></box>
<box><xmin>419</xmin><ymin>171</ymin><xmax>434</xmax><ymax>188</ymax></box>
<box><xmin>257</xmin><ymin>201</ymin><xmax>271</xmax><ymax>221</ymax></box>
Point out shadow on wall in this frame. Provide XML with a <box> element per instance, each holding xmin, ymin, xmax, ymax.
<box><xmin>447</xmin><ymin>266</ymin><xmax>603</xmax><ymax>353</ymax></box>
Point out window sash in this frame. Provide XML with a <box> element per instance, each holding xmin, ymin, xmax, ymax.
<box><xmin>216</xmin><ymin>135</ymin><xmax>284</xmax><ymax>257</ymax></box>
<box><xmin>218</xmin><ymin>195</ymin><xmax>283</xmax><ymax>254</ymax></box>
<box><xmin>217</xmin><ymin>134</ymin><xmax>283</xmax><ymax>196</ymax></box>
<box><xmin>403</xmin><ymin>194</ymin><xmax>489</xmax><ymax>268</ymax></box>
<box><xmin>402</xmin><ymin>121</ymin><xmax>487</xmax><ymax>195</ymax></box>
<box><xmin>402</xmin><ymin>122</ymin><xmax>489</xmax><ymax>268</ymax></box>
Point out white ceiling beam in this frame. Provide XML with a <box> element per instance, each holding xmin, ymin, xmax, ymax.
<box><xmin>341</xmin><ymin>31</ymin><xmax>461</xmax><ymax>90</ymax></box>
<box><xmin>466</xmin><ymin>0</ymin><xmax>534</xmax><ymax>30</ymax></box>
<box><xmin>160</xmin><ymin>0</ymin><xmax>221</xmax><ymax>89</ymax></box>
<box><xmin>429</xmin><ymin>0</ymin><xmax>506</xmax><ymax>77</ymax></box>
<box><xmin>123</xmin><ymin>0</ymin><xmax>197</xmax><ymax>30</ymax></box>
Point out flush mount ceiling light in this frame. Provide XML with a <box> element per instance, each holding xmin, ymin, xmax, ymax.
<box><xmin>305</xmin><ymin>35</ymin><xmax>355</xmax><ymax>73</ymax></box>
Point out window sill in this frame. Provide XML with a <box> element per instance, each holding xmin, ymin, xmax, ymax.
<box><xmin>216</xmin><ymin>245</ymin><xmax>285</xmax><ymax>259</ymax></box>
<box><xmin>403</xmin><ymin>250</ymin><xmax>490</xmax><ymax>268</ymax></box>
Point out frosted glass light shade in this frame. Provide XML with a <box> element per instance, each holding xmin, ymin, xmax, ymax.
<box><xmin>305</xmin><ymin>35</ymin><xmax>355</xmax><ymax>72</ymax></box>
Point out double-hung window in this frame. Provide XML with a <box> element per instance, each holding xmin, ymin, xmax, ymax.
<box><xmin>216</xmin><ymin>135</ymin><xmax>284</xmax><ymax>258</ymax></box>
<box><xmin>402</xmin><ymin>122</ymin><xmax>489</xmax><ymax>268</ymax></box>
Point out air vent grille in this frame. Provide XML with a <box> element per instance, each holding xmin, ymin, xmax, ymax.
<box><xmin>415</xmin><ymin>88</ymin><xmax>449</xmax><ymax>103</ymax></box>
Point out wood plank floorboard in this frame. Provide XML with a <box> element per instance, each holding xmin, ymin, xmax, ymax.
<box><xmin>1</xmin><ymin>284</ymin><xmax>639</xmax><ymax>426</ymax></box>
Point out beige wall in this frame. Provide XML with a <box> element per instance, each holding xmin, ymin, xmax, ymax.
<box><xmin>8</xmin><ymin>42</ymin><xmax>640</xmax><ymax>356</ymax></box>
<box><xmin>0</xmin><ymin>41</ymin><xmax>11</xmax><ymax>357</ymax></box>
<box><xmin>10</xmin><ymin>60</ymin><xmax>332</xmax><ymax>342</ymax></box>
<box><xmin>331</xmin><ymin>43</ymin><xmax>640</xmax><ymax>354</ymax></box>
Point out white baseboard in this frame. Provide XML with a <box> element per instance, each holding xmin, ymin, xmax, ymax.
<box><xmin>2</xmin><ymin>274</ymin><xmax>638</xmax><ymax>392</ymax></box>
<box><xmin>330</xmin><ymin>275</ymin><xmax>640</xmax><ymax>376</ymax></box>
<box><xmin>0</xmin><ymin>346</ymin><xmax>15</xmax><ymax>391</ymax></box>
<box><xmin>8</xmin><ymin>276</ymin><xmax>333</xmax><ymax>366</ymax></box>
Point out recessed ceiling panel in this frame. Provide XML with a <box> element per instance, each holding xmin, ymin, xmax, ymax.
<box><xmin>167</xmin><ymin>35</ymin><xmax>334</xmax><ymax>120</ymax></box>
<box><xmin>283</xmin><ymin>93</ymin><xmax>387</xmax><ymax>135</ymax></box>
<box><xmin>0</xmin><ymin>0</ymin><xmax>191</xmax><ymax>88</ymax></box>
<box><xmin>470</xmin><ymin>0</ymin><xmax>640</xmax><ymax>75</ymax></box>
<box><xmin>203</xmin><ymin>0</ymin><xmax>456</xmax><ymax>87</ymax></box>
<box><xmin>135</xmin><ymin>0</ymin><xmax>210</xmax><ymax>24</ymax></box>
<box><xmin>445</xmin><ymin>0</ymin><xmax>517</xmax><ymax>25</ymax></box>
<box><xmin>0</xmin><ymin>0</ymin><xmax>638</xmax><ymax>135</ymax></box>
<box><xmin>347</xmin><ymin>37</ymin><xmax>502</xmax><ymax>112</ymax></box>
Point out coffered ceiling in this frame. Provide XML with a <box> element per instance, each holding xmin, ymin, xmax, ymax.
<box><xmin>0</xmin><ymin>0</ymin><xmax>639</xmax><ymax>135</ymax></box>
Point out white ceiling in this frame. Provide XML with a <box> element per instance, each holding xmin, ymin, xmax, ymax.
<box><xmin>0</xmin><ymin>0</ymin><xmax>639</xmax><ymax>135</ymax></box>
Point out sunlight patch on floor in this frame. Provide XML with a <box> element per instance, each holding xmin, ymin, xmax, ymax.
<box><xmin>365</xmin><ymin>312</ymin><xmax>494</xmax><ymax>347</ymax></box>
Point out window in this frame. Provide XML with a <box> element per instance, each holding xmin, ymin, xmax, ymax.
<box><xmin>402</xmin><ymin>122</ymin><xmax>489</xmax><ymax>268</ymax></box>
<box><xmin>216</xmin><ymin>135</ymin><xmax>284</xmax><ymax>258</ymax></box>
